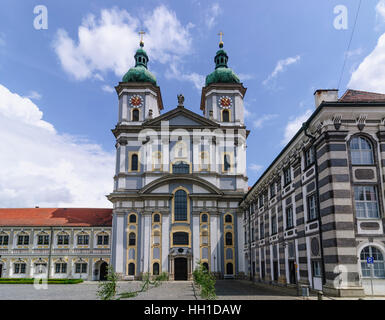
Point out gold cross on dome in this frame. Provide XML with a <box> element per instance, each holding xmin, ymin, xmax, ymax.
<box><xmin>218</xmin><ymin>31</ymin><xmax>224</xmax><ymax>46</ymax></box>
<box><xmin>139</xmin><ymin>30</ymin><xmax>145</xmax><ymax>44</ymax></box>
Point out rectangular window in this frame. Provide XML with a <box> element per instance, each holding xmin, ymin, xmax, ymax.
<box><xmin>57</xmin><ymin>234</ymin><xmax>69</xmax><ymax>245</ymax></box>
<box><xmin>75</xmin><ymin>263</ymin><xmax>87</xmax><ymax>273</ymax></box>
<box><xmin>259</xmin><ymin>194</ymin><xmax>264</xmax><ymax>208</ymax></box>
<box><xmin>260</xmin><ymin>222</ymin><xmax>264</xmax><ymax>239</ymax></box>
<box><xmin>307</xmin><ymin>194</ymin><xmax>318</xmax><ymax>221</ymax></box>
<box><xmin>305</xmin><ymin>147</ymin><xmax>315</xmax><ymax>168</ymax></box>
<box><xmin>271</xmin><ymin>215</ymin><xmax>277</xmax><ymax>235</ymax></box>
<box><xmin>77</xmin><ymin>235</ymin><xmax>89</xmax><ymax>245</ymax></box>
<box><xmin>270</xmin><ymin>183</ymin><xmax>276</xmax><ymax>198</ymax></box>
<box><xmin>286</xmin><ymin>206</ymin><xmax>294</xmax><ymax>229</ymax></box>
<box><xmin>97</xmin><ymin>235</ymin><xmax>109</xmax><ymax>245</ymax></box>
<box><xmin>55</xmin><ymin>263</ymin><xmax>67</xmax><ymax>274</ymax></box>
<box><xmin>37</xmin><ymin>235</ymin><xmax>49</xmax><ymax>245</ymax></box>
<box><xmin>283</xmin><ymin>167</ymin><xmax>291</xmax><ymax>186</ymax></box>
<box><xmin>14</xmin><ymin>263</ymin><xmax>26</xmax><ymax>274</ymax></box>
<box><xmin>251</xmin><ymin>227</ymin><xmax>254</xmax><ymax>242</ymax></box>
<box><xmin>0</xmin><ymin>235</ymin><xmax>8</xmax><ymax>245</ymax></box>
<box><xmin>17</xmin><ymin>235</ymin><xmax>29</xmax><ymax>245</ymax></box>
<box><xmin>354</xmin><ymin>186</ymin><xmax>380</xmax><ymax>218</ymax></box>
<box><xmin>35</xmin><ymin>263</ymin><xmax>47</xmax><ymax>274</ymax></box>
<box><xmin>312</xmin><ymin>261</ymin><xmax>322</xmax><ymax>277</ymax></box>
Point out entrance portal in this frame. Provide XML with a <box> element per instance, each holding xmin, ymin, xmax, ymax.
<box><xmin>174</xmin><ymin>258</ymin><xmax>187</xmax><ymax>280</ymax></box>
<box><xmin>99</xmin><ymin>262</ymin><xmax>108</xmax><ymax>281</ymax></box>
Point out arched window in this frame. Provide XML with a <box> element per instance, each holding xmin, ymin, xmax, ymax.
<box><xmin>222</xmin><ymin>109</ymin><xmax>230</xmax><ymax>122</ymax></box>
<box><xmin>225</xmin><ymin>232</ymin><xmax>233</xmax><ymax>246</ymax></box>
<box><xmin>174</xmin><ymin>190</ymin><xmax>188</xmax><ymax>221</ymax></box>
<box><xmin>153</xmin><ymin>262</ymin><xmax>160</xmax><ymax>275</ymax></box>
<box><xmin>132</xmin><ymin>109</ymin><xmax>139</xmax><ymax>121</ymax></box>
<box><xmin>224</xmin><ymin>154</ymin><xmax>231</xmax><ymax>172</ymax></box>
<box><xmin>226</xmin><ymin>262</ymin><xmax>234</xmax><ymax>275</ymax></box>
<box><xmin>129</xmin><ymin>214</ymin><xmax>137</xmax><ymax>223</ymax></box>
<box><xmin>201</xmin><ymin>214</ymin><xmax>208</xmax><ymax>223</ymax></box>
<box><xmin>131</xmin><ymin>154</ymin><xmax>139</xmax><ymax>171</ymax></box>
<box><xmin>225</xmin><ymin>214</ymin><xmax>232</xmax><ymax>223</ymax></box>
<box><xmin>360</xmin><ymin>246</ymin><xmax>385</xmax><ymax>278</ymax></box>
<box><xmin>128</xmin><ymin>263</ymin><xmax>135</xmax><ymax>275</ymax></box>
<box><xmin>129</xmin><ymin>233</ymin><xmax>136</xmax><ymax>246</ymax></box>
<box><xmin>173</xmin><ymin>232</ymin><xmax>189</xmax><ymax>246</ymax></box>
<box><xmin>153</xmin><ymin>214</ymin><xmax>160</xmax><ymax>223</ymax></box>
<box><xmin>350</xmin><ymin>136</ymin><xmax>374</xmax><ymax>165</ymax></box>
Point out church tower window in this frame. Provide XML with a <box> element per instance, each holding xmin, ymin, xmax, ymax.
<box><xmin>131</xmin><ymin>154</ymin><xmax>139</xmax><ymax>172</ymax></box>
<box><xmin>132</xmin><ymin>108</ymin><xmax>139</xmax><ymax>121</ymax></box>
<box><xmin>222</xmin><ymin>109</ymin><xmax>230</xmax><ymax>122</ymax></box>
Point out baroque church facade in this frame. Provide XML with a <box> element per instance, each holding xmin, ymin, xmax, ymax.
<box><xmin>107</xmin><ymin>39</ymin><xmax>249</xmax><ymax>280</ymax></box>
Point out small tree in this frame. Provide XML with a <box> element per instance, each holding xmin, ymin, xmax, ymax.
<box><xmin>97</xmin><ymin>266</ymin><xmax>119</xmax><ymax>300</ymax></box>
<box><xmin>193</xmin><ymin>260</ymin><xmax>216</xmax><ymax>300</ymax></box>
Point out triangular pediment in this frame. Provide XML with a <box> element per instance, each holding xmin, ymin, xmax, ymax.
<box><xmin>143</xmin><ymin>106</ymin><xmax>219</xmax><ymax>128</ymax></box>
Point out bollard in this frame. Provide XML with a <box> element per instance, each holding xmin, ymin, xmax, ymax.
<box><xmin>317</xmin><ymin>291</ymin><xmax>323</xmax><ymax>300</ymax></box>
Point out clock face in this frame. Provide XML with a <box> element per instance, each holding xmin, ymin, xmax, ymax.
<box><xmin>130</xmin><ymin>95</ymin><xmax>143</xmax><ymax>107</ymax></box>
<box><xmin>219</xmin><ymin>96</ymin><xmax>232</xmax><ymax>108</ymax></box>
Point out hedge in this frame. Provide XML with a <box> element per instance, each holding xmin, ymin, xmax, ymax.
<box><xmin>0</xmin><ymin>278</ymin><xmax>83</xmax><ymax>284</ymax></box>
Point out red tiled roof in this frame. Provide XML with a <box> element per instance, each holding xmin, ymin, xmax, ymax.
<box><xmin>339</xmin><ymin>89</ymin><xmax>385</xmax><ymax>102</ymax></box>
<box><xmin>0</xmin><ymin>208</ymin><xmax>113</xmax><ymax>227</ymax></box>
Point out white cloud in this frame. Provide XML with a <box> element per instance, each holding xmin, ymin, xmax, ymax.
<box><xmin>249</xmin><ymin>163</ymin><xmax>263</xmax><ymax>173</ymax></box>
<box><xmin>237</xmin><ymin>73</ymin><xmax>255</xmax><ymax>81</ymax></box>
<box><xmin>166</xmin><ymin>62</ymin><xmax>205</xmax><ymax>91</ymax></box>
<box><xmin>0</xmin><ymin>84</ymin><xmax>114</xmax><ymax>208</ymax></box>
<box><xmin>282</xmin><ymin>109</ymin><xmax>312</xmax><ymax>145</ymax></box>
<box><xmin>345</xmin><ymin>48</ymin><xmax>363</xmax><ymax>58</ymax></box>
<box><xmin>205</xmin><ymin>3</ymin><xmax>222</xmax><ymax>29</ymax></box>
<box><xmin>348</xmin><ymin>32</ymin><xmax>385</xmax><ymax>93</ymax></box>
<box><xmin>102</xmin><ymin>85</ymin><xmax>115</xmax><ymax>93</ymax></box>
<box><xmin>25</xmin><ymin>90</ymin><xmax>42</xmax><ymax>100</ymax></box>
<box><xmin>53</xmin><ymin>6</ymin><xmax>193</xmax><ymax>81</ymax></box>
<box><xmin>376</xmin><ymin>0</ymin><xmax>385</xmax><ymax>21</ymax></box>
<box><xmin>253</xmin><ymin>114</ymin><xmax>278</xmax><ymax>129</ymax></box>
<box><xmin>263</xmin><ymin>55</ymin><xmax>301</xmax><ymax>85</ymax></box>
<box><xmin>347</xmin><ymin>2</ymin><xmax>385</xmax><ymax>93</ymax></box>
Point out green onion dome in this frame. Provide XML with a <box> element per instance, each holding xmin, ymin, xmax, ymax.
<box><xmin>205</xmin><ymin>43</ymin><xmax>240</xmax><ymax>86</ymax></box>
<box><xmin>122</xmin><ymin>42</ymin><xmax>157</xmax><ymax>85</ymax></box>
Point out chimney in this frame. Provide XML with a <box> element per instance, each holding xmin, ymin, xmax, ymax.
<box><xmin>314</xmin><ymin>89</ymin><xmax>338</xmax><ymax>108</ymax></box>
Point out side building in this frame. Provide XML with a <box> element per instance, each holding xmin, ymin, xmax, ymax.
<box><xmin>0</xmin><ymin>208</ymin><xmax>112</xmax><ymax>281</ymax></box>
<box><xmin>241</xmin><ymin>89</ymin><xmax>385</xmax><ymax>297</ymax></box>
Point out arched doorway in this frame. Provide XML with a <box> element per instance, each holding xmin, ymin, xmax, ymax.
<box><xmin>99</xmin><ymin>262</ymin><xmax>108</xmax><ymax>281</ymax></box>
<box><xmin>174</xmin><ymin>257</ymin><xmax>187</xmax><ymax>280</ymax></box>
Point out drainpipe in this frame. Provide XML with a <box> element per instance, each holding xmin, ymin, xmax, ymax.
<box><xmin>302</xmin><ymin>123</ymin><xmax>326</xmax><ymax>287</ymax></box>
<box><xmin>47</xmin><ymin>226</ymin><xmax>53</xmax><ymax>279</ymax></box>
<box><xmin>249</xmin><ymin>207</ymin><xmax>252</xmax><ymax>281</ymax></box>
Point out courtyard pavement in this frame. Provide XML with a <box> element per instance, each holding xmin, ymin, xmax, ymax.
<box><xmin>0</xmin><ymin>280</ymin><xmax>302</xmax><ymax>300</ymax></box>
<box><xmin>0</xmin><ymin>280</ymin><xmax>382</xmax><ymax>300</ymax></box>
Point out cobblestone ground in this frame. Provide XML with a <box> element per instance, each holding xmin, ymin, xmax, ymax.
<box><xmin>0</xmin><ymin>281</ymin><xmax>197</xmax><ymax>300</ymax></box>
<box><xmin>0</xmin><ymin>280</ymin><xmax>382</xmax><ymax>300</ymax></box>
<box><xmin>215</xmin><ymin>280</ymin><xmax>301</xmax><ymax>300</ymax></box>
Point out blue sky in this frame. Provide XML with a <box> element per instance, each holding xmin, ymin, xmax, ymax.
<box><xmin>0</xmin><ymin>0</ymin><xmax>384</xmax><ymax>207</ymax></box>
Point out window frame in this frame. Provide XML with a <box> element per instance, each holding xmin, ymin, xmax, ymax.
<box><xmin>350</xmin><ymin>136</ymin><xmax>375</xmax><ymax>166</ymax></box>
<box><xmin>307</xmin><ymin>193</ymin><xmax>318</xmax><ymax>222</ymax></box>
<box><xmin>354</xmin><ymin>185</ymin><xmax>380</xmax><ymax>219</ymax></box>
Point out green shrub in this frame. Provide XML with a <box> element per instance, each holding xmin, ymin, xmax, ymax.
<box><xmin>0</xmin><ymin>278</ymin><xmax>83</xmax><ymax>284</ymax></box>
<box><xmin>97</xmin><ymin>266</ymin><xmax>119</xmax><ymax>300</ymax></box>
<box><xmin>193</xmin><ymin>260</ymin><xmax>216</xmax><ymax>300</ymax></box>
